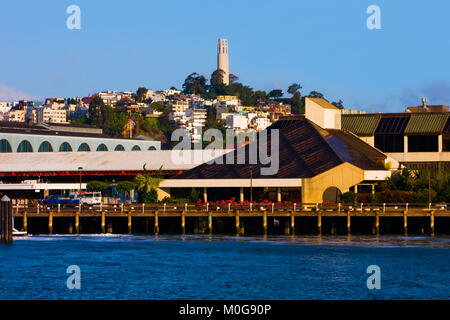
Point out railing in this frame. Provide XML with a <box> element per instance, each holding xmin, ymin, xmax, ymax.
<box><xmin>11</xmin><ymin>201</ymin><xmax>450</xmax><ymax>215</ymax></box>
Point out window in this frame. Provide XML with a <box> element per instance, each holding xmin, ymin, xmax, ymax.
<box><xmin>374</xmin><ymin>134</ymin><xmax>404</xmax><ymax>152</ymax></box>
<box><xmin>408</xmin><ymin>135</ymin><xmax>438</xmax><ymax>152</ymax></box>
<box><xmin>96</xmin><ymin>144</ymin><xmax>108</xmax><ymax>151</ymax></box>
<box><xmin>114</xmin><ymin>144</ymin><xmax>125</xmax><ymax>151</ymax></box>
<box><xmin>17</xmin><ymin>140</ymin><xmax>33</xmax><ymax>153</ymax></box>
<box><xmin>59</xmin><ymin>142</ymin><xmax>72</xmax><ymax>152</ymax></box>
<box><xmin>78</xmin><ymin>143</ymin><xmax>91</xmax><ymax>152</ymax></box>
<box><xmin>0</xmin><ymin>139</ymin><xmax>12</xmax><ymax>153</ymax></box>
<box><xmin>148</xmin><ymin>146</ymin><xmax>156</xmax><ymax>151</ymax></box>
<box><xmin>38</xmin><ymin>141</ymin><xmax>53</xmax><ymax>152</ymax></box>
<box><xmin>131</xmin><ymin>145</ymin><xmax>141</xmax><ymax>151</ymax></box>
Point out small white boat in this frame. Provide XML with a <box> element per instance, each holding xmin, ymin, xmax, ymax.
<box><xmin>13</xmin><ymin>228</ymin><xmax>27</xmax><ymax>236</ymax></box>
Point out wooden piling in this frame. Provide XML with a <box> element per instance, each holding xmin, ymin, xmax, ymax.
<box><xmin>290</xmin><ymin>212</ymin><xmax>295</xmax><ymax>235</ymax></box>
<box><xmin>154</xmin><ymin>210</ymin><xmax>159</xmax><ymax>235</ymax></box>
<box><xmin>208</xmin><ymin>212</ymin><xmax>212</xmax><ymax>234</ymax></box>
<box><xmin>375</xmin><ymin>212</ymin><xmax>380</xmax><ymax>235</ymax></box>
<box><xmin>128</xmin><ymin>213</ymin><xmax>132</xmax><ymax>234</ymax></box>
<box><xmin>1</xmin><ymin>196</ymin><xmax>13</xmax><ymax>243</ymax></box>
<box><xmin>317</xmin><ymin>211</ymin><xmax>322</xmax><ymax>235</ymax></box>
<box><xmin>23</xmin><ymin>211</ymin><xmax>27</xmax><ymax>232</ymax></box>
<box><xmin>48</xmin><ymin>212</ymin><xmax>53</xmax><ymax>235</ymax></box>
<box><xmin>263</xmin><ymin>211</ymin><xmax>267</xmax><ymax>235</ymax></box>
<box><xmin>75</xmin><ymin>212</ymin><xmax>80</xmax><ymax>234</ymax></box>
<box><xmin>101</xmin><ymin>211</ymin><xmax>106</xmax><ymax>234</ymax></box>
<box><xmin>430</xmin><ymin>211</ymin><xmax>435</xmax><ymax>236</ymax></box>
<box><xmin>181</xmin><ymin>211</ymin><xmax>186</xmax><ymax>234</ymax></box>
<box><xmin>235</xmin><ymin>210</ymin><xmax>240</xmax><ymax>235</ymax></box>
<box><xmin>403</xmin><ymin>211</ymin><xmax>408</xmax><ymax>235</ymax></box>
<box><xmin>347</xmin><ymin>212</ymin><xmax>351</xmax><ymax>235</ymax></box>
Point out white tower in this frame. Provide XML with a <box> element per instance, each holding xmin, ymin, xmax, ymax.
<box><xmin>217</xmin><ymin>38</ymin><xmax>230</xmax><ymax>85</ymax></box>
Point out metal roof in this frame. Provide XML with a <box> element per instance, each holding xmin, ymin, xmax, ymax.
<box><xmin>375</xmin><ymin>116</ymin><xmax>409</xmax><ymax>135</ymax></box>
<box><xmin>0</xmin><ymin>150</ymin><xmax>230</xmax><ymax>173</ymax></box>
<box><xmin>404</xmin><ymin>113</ymin><xmax>449</xmax><ymax>135</ymax></box>
<box><xmin>341</xmin><ymin>114</ymin><xmax>381</xmax><ymax>136</ymax></box>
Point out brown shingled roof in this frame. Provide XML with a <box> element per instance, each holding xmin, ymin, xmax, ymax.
<box><xmin>173</xmin><ymin>118</ymin><xmax>386</xmax><ymax>180</ymax></box>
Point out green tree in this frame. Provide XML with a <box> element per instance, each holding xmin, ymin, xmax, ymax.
<box><xmin>87</xmin><ymin>181</ymin><xmax>109</xmax><ymax>193</ymax></box>
<box><xmin>151</xmin><ymin>101</ymin><xmax>165</xmax><ymax>111</ymax></box>
<box><xmin>189</xmin><ymin>188</ymin><xmax>201</xmax><ymax>204</ymax></box>
<box><xmin>229</xmin><ymin>74</ymin><xmax>239</xmax><ymax>84</ymax></box>
<box><xmin>308</xmin><ymin>91</ymin><xmax>324</xmax><ymax>98</ymax></box>
<box><xmin>136</xmin><ymin>87</ymin><xmax>148</xmax><ymax>102</ymax></box>
<box><xmin>88</xmin><ymin>96</ymin><xmax>105</xmax><ymax>125</ymax></box>
<box><xmin>269</xmin><ymin>89</ymin><xmax>283</xmax><ymax>99</ymax></box>
<box><xmin>210</xmin><ymin>69</ymin><xmax>227</xmax><ymax>95</ymax></box>
<box><xmin>290</xmin><ymin>92</ymin><xmax>304</xmax><ymax>114</ymax></box>
<box><xmin>182</xmin><ymin>72</ymin><xmax>207</xmax><ymax>95</ymax></box>
<box><xmin>135</xmin><ymin>165</ymin><xmax>164</xmax><ymax>203</ymax></box>
<box><xmin>287</xmin><ymin>83</ymin><xmax>302</xmax><ymax>96</ymax></box>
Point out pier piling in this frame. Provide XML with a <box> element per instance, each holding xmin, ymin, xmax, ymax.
<box><xmin>48</xmin><ymin>212</ymin><xmax>53</xmax><ymax>235</ymax></box>
<box><xmin>75</xmin><ymin>212</ymin><xmax>80</xmax><ymax>234</ymax></box>
<box><xmin>347</xmin><ymin>212</ymin><xmax>351</xmax><ymax>235</ymax></box>
<box><xmin>154</xmin><ymin>210</ymin><xmax>159</xmax><ymax>235</ymax></box>
<box><xmin>430</xmin><ymin>211</ymin><xmax>435</xmax><ymax>236</ymax></box>
<box><xmin>235</xmin><ymin>210</ymin><xmax>240</xmax><ymax>235</ymax></box>
<box><xmin>181</xmin><ymin>211</ymin><xmax>186</xmax><ymax>235</ymax></box>
<box><xmin>101</xmin><ymin>211</ymin><xmax>106</xmax><ymax>234</ymax></box>
<box><xmin>317</xmin><ymin>211</ymin><xmax>322</xmax><ymax>235</ymax></box>
<box><xmin>290</xmin><ymin>212</ymin><xmax>295</xmax><ymax>235</ymax></box>
<box><xmin>208</xmin><ymin>212</ymin><xmax>212</xmax><ymax>234</ymax></box>
<box><xmin>403</xmin><ymin>211</ymin><xmax>408</xmax><ymax>235</ymax></box>
<box><xmin>375</xmin><ymin>213</ymin><xmax>380</xmax><ymax>235</ymax></box>
<box><xmin>263</xmin><ymin>212</ymin><xmax>267</xmax><ymax>235</ymax></box>
<box><xmin>23</xmin><ymin>211</ymin><xmax>27</xmax><ymax>232</ymax></box>
<box><xmin>0</xmin><ymin>195</ymin><xmax>13</xmax><ymax>243</ymax></box>
<box><xmin>128</xmin><ymin>213</ymin><xmax>132</xmax><ymax>234</ymax></box>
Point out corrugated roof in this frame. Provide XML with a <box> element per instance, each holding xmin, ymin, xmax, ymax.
<box><xmin>404</xmin><ymin>113</ymin><xmax>449</xmax><ymax>135</ymax></box>
<box><xmin>342</xmin><ymin>114</ymin><xmax>381</xmax><ymax>136</ymax></box>
<box><xmin>375</xmin><ymin>116</ymin><xmax>409</xmax><ymax>134</ymax></box>
<box><xmin>0</xmin><ymin>150</ymin><xmax>230</xmax><ymax>173</ymax></box>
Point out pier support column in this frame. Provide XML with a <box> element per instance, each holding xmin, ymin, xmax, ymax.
<box><xmin>240</xmin><ymin>187</ymin><xmax>244</xmax><ymax>202</ymax></box>
<box><xmin>430</xmin><ymin>211</ymin><xmax>435</xmax><ymax>236</ymax></box>
<box><xmin>235</xmin><ymin>210</ymin><xmax>240</xmax><ymax>235</ymax></box>
<box><xmin>181</xmin><ymin>211</ymin><xmax>186</xmax><ymax>235</ymax></box>
<box><xmin>347</xmin><ymin>212</ymin><xmax>351</xmax><ymax>235</ymax></box>
<box><xmin>23</xmin><ymin>212</ymin><xmax>27</xmax><ymax>232</ymax></box>
<box><xmin>263</xmin><ymin>212</ymin><xmax>267</xmax><ymax>235</ymax></box>
<box><xmin>128</xmin><ymin>213</ymin><xmax>132</xmax><ymax>234</ymax></box>
<box><xmin>48</xmin><ymin>212</ymin><xmax>53</xmax><ymax>235</ymax></box>
<box><xmin>277</xmin><ymin>187</ymin><xmax>282</xmax><ymax>203</ymax></box>
<box><xmin>154</xmin><ymin>210</ymin><xmax>159</xmax><ymax>235</ymax></box>
<box><xmin>0</xmin><ymin>196</ymin><xmax>13</xmax><ymax>244</ymax></box>
<box><xmin>101</xmin><ymin>211</ymin><xmax>106</xmax><ymax>234</ymax></box>
<box><xmin>317</xmin><ymin>212</ymin><xmax>322</xmax><ymax>235</ymax></box>
<box><xmin>208</xmin><ymin>212</ymin><xmax>212</xmax><ymax>234</ymax></box>
<box><xmin>203</xmin><ymin>187</ymin><xmax>208</xmax><ymax>203</ymax></box>
<box><xmin>375</xmin><ymin>213</ymin><xmax>380</xmax><ymax>235</ymax></box>
<box><xmin>403</xmin><ymin>211</ymin><xmax>408</xmax><ymax>235</ymax></box>
<box><xmin>75</xmin><ymin>212</ymin><xmax>80</xmax><ymax>234</ymax></box>
<box><xmin>290</xmin><ymin>212</ymin><xmax>295</xmax><ymax>235</ymax></box>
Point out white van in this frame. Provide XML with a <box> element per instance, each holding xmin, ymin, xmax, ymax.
<box><xmin>75</xmin><ymin>192</ymin><xmax>102</xmax><ymax>205</ymax></box>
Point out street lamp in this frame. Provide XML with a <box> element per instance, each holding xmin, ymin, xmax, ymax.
<box><xmin>78</xmin><ymin>167</ymin><xmax>83</xmax><ymax>192</ymax></box>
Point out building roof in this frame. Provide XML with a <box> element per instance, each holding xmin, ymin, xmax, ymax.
<box><xmin>341</xmin><ymin>114</ymin><xmax>381</xmax><ymax>136</ymax></box>
<box><xmin>0</xmin><ymin>150</ymin><xmax>229</xmax><ymax>176</ymax></box>
<box><xmin>306</xmin><ymin>97</ymin><xmax>340</xmax><ymax>110</ymax></box>
<box><xmin>375</xmin><ymin>116</ymin><xmax>409</xmax><ymax>135</ymax></box>
<box><xmin>172</xmin><ymin>118</ymin><xmax>387</xmax><ymax>180</ymax></box>
<box><xmin>404</xmin><ymin>113</ymin><xmax>449</xmax><ymax>135</ymax></box>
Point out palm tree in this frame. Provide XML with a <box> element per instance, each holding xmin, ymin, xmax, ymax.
<box><xmin>134</xmin><ymin>164</ymin><xmax>164</xmax><ymax>203</ymax></box>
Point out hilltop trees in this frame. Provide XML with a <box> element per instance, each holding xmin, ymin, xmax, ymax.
<box><xmin>287</xmin><ymin>83</ymin><xmax>302</xmax><ymax>96</ymax></box>
<box><xmin>182</xmin><ymin>73</ymin><xmax>208</xmax><ymax>94</ymax></box>
<box><xmin>135</xmin><ymin>87</ymin><xmax>148</xmax><ymax>102</ymax></box>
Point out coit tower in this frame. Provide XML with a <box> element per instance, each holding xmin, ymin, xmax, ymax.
<box><xmin>217</xmin><ymin>38</ymin><xmax>230</xmax><ymax>85</ymax></box>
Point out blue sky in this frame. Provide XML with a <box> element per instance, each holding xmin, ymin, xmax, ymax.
<box><xmin>0</xmin><ymin>0</ymin><xmax>449</xmax><ymax>112</ymax></box>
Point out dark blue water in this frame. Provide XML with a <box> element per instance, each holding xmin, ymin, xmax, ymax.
<box><xmin>0</xmin><ymin>235</ymin><xmax>449</xmax><ymax>300</ymax></box>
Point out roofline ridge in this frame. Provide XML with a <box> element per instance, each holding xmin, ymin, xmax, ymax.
<box><xmin>304</xmin><ymin>119</ymin><xmax>346</xmax><ymax>165</ymax></box>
